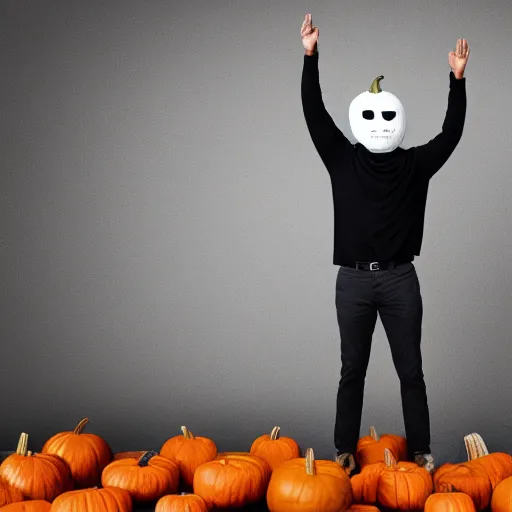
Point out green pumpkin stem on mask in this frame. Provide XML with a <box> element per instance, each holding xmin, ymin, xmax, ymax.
<box><xmin>369</xmin><ymin>75</ymin><xmax>385</xmax><ymax>94</ymax></box>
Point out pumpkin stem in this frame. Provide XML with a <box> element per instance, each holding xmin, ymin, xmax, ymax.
<box><xmin>181</xmin><ymin>426</ymin><xmax>195</xmax><ymax>440</ymax></box>
<box><xmin>305</xmin><ymin>448</ymin><xmax>316</xmax><ymax>476</ymax></box>
<box><xmin>369</xmin><ymin>76</ymin><xmax>384</xmax><ymax>94</ymax></box>
<box><xmin>464</xmin><ymin>433</ymin><xmax>489</xmax><ymax>460</ymax></box>
<box><xmin>369</xmin><ymin>426</ymin><xmax>379</xmax><ymax>441</ymax></box>
<box><xmin>137</xmin><ymin>450</ymin><xmax>158</xmax><ymax>466</ymax></box>
<box><xmin>384</xmin><ymin>448</ymin><xmax>397</xmax><ymax>467</ymax></box>
<box><xmin>16</xmin><ymin>433</ymin><xmax>29</xmax><ymax>456</ymax></box>
<box><xmin>270</xmin><ymin>426</ymin><xmax>281</xmax><ymax>441</ymax></box>
<box><xmin>73</xmin><ymin>418</ymin><xmax>89</xmax><ymax>435</ymax></box>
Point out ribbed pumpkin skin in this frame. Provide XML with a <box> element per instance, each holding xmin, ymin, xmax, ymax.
<box><xmin>377</xmin><ymin>460</ymin><xmax>433</xmax><ymax>510</ymax></box>
<box><xmin>491</xmin><ymin>476</ymin><xmax>512</xmax><ymax>512</ymax></box>
<box><xmin>42</xmin><ymin>418</ymin><xmax>112</xmax><ymax>488</ymax></box>
<box><xmin>155</xmin><ymin>492</ymin><xmax>208</xmax><ymax>512</ymax></box>
<box><xmin>0</xmin><ymin>453</ymin><xmax>73</xmax><ymax>501</ymax></box>
<box><xmin>102</xmin><ymin>451</ymin><xmax>179</xmax><ymax>502</ymax></box>
<box><xmin>356</xmin><ymin>428</ymin><xmax>407</xmax><ymax>468</ymax></box>
<box><xmin>160</xmin><ymin>427</ymin><xmax>217</xmax><ymax>488</ymax></box>
<box><xmin>50</xmin><ymin>487</ymin><xmax>132</xmax><ymax>512</ymax></box>
<box><xmin>0</xmin><ymin>478</ymin><xmax>24</xmax><ymax>507</ymax></box>
<box><xmin>0</xmin><ymin>500</ymin><xmax>52</xmax><ymax>511</ymax></box>
<box><xmin>193</xmin><ymin>453</ymin><xmax>271</xmax><ymax>509</ymax></box>
<box><xmin>250</xmin><ymin>427</ymin><xmax>300</xmax><ymax>471</ymax></box>
<box><xmin>266</xmin><ymin>451</ymin><xmax>352</xmax><ymax>512</ymax></box>
<box><xmin>425</xmin><ymin>492</ymin><xmax>477</xmax><ymax>512</ymax></box>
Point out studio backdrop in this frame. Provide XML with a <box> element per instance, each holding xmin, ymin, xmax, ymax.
<box><xmin>2</xmin><ymin>0</ymin><xmax>512</xmax><ymax>464</ymax></box>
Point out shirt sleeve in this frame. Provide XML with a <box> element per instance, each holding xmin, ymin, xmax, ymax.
<box><xmin>301</xmin><ymin>52</ymin><xmax>351</xmax><ymax>167</ymax></box>
<box><xmin>414</xmin><ymin>72</ymin><xmax>467</xmax><ymax>179</ymax></box>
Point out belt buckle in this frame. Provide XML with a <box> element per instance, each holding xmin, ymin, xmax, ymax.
<box><xmin>369</xmin><ymin>261</ymin><xmax>380</xmax><ymax>271</ymax></box>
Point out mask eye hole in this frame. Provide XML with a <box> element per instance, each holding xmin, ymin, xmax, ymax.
<box><xmin>382</xmin><ymin>111</ymin><xmax>396</xmax><ymax>121</ymax></box>
<box><xmin>362</xmin><ymin>110</ymin><xmax>374</xmax><ymax>120</ymax></box>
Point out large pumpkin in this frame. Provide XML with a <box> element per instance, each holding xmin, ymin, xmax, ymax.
<box><xmin>50</xmin><ymin>486</ymin><xmax>132</xmax><ymax>511</ymax></box>
<box><xmin>0</xmin><ymin>501</ymin><xmax>51</xmax><ymax>511</ymax></box>
<box><xmin>250</xmin><ymin>426</ymin><xmax>300</xmax><ymax>471</ymax></box>
<box><xmin>356</xmin><ymin>426</ymin><xmax>407</xmax><ymax>468</ymax></box>
<box><xmin>266</xmin><ymin>447</ymin><xmax>353</xmax><ymax>512</ymax></box>
<box><xmin>0</xmin><ymin>433</ymin><xmax>73</xmax><ymax>501</ymax></box>
<box><xmin>434</xmin><ymin>433</ymin><xmax>512</xmax><ymax>511</ymax></box>
<box><xmin>42</xmin><ymin>417</ymin><xmax>112</xmax><ymax>488</ymax></box>
<box><xmin>425</xmin><ymin>492</ymin><xmax>477</xmax><ymax>512</ymax></box>
<box><xmin>0</xmin><ymin>478</ymin><xmax>24</xmax><ymax>507</ymax></box>
<box><xmin>155</xmin><ymin>492</ymin><xmax>208</xmax><ymax>512</ymax></box>
<box><xmin>160</xmin><ymin>426</ymin><xmax>217</xmax><ymax>487</ymax></box>
<box><xmin>102</xmin><ymin>450</ymin><xmax>179</xmax><ymax>502</ymax></box>
<box><xmin>377</xmin><ymin>449</ymin><xmax>433</xmax><ymax>510</ymax></box>
<box><xmin>193</xmin><ymin>452</ymin><xmax>270</xmax><ymax>509</ymax></box>
<box><xmin>491</xmin><ymin>475</ymin><xmax>512</xmax><ymax>512</ymax></box>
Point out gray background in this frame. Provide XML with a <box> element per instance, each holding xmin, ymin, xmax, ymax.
<box><xmin>2</xmin><ymin>0</ymin><xmax>511</xmax><ymax>465</ymax></box>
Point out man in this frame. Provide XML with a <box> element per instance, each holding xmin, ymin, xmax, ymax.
<box><xmin>300</xmin><ymin>13</ymin><xmax>469</xmax><ymax>474</ymax></box>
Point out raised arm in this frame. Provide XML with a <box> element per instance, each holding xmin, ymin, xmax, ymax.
<box><xmin>415</xmin><ymin>39</ymin><xmax>470</xmax><ymax>178</ymax></box>
<box><xmin>300</xmin><ymin>14</ymin><xmax>350</xmax><ymax>162</ymax></box>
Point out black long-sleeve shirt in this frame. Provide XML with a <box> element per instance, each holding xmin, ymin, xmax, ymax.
<box><xmin>301</xmin><ymin>52</ymin><xmax>467</xmax><ymax>265</ymax></box>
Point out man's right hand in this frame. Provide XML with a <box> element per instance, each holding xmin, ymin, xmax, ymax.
<box><xmin>301</xmin><ymin>13</ymin><xmax>319</xmax><ymax>55</ymax></box>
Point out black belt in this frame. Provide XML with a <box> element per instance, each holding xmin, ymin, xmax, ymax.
<box><xmin>341</xmin><ymin>260</ymin><xmax>410</xmax><ymax>271</ymax></box>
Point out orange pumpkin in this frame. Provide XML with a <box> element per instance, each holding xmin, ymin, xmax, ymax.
<box><xmin>266</xmin><ymin>447</ymin><xmax>353</xmax><ymax>512</ymax></box>
<box><xmin>347</xmin><ymin>506</ymin><xmax>380</xmax><ymax>512</ymax></box>
<box><xmin>351</xmin><ymin>458</ymin><xmax>391</xmax><ymax>504</ymax></box>
<box><xmin>0</xmin><ymin>478</ymin><xmax>24</xmax><ymax>507</ymax></box>
<box><xmin>193</xmin><ymin>452</ymin><xmax>270</xmax><ymax>509</ymax></box>
<box><xmin>377</xmin><ymin>450</ymin><xmax>433</xmax><ymax>510</ymax></box>
<box><xmin>0</xmin><ymin>433</ymin><xmax>73</xmax><ymax>501</ymax></box>
<box><xmin>102</xmin><ymin>450</ymin><xmax>179</xmax><ymax>502</ymax></box>
<box><xmin>491</xmin><ymin>475</ymin><xmax>512</xmax><ymax>512</ymax></box>
<box><xmin>0</xmin><ymin>501</ymin><xmax>51</xmax><ymax>511</ymax></box>
<box><xmin>113</xmin><ymin>452</ymin><xmax>147</xmax><ymax>461</ymax></box>
<box><xmin>160</xmin><ymin>426</ymin><xmax>217</xmax><ymax>487</ymax></box>
<box><xmin>425</xmin><ymin>492</ymin><xmax>477</xmax><ymax>512</ymax></box>
<box><xmin>155</xmin><ymin>492</ymin><xmax>208</xmax><ymax>512</ymax></box>
<box><xmin>356</xmin><ymin>426</ymin><xmax>407</xmax><ymax>468</ymax></box>
<box><xmin>50</xmin><ymin>486</ymin><xmax>132</xmax><ymax>511</ymax></box>
<box><xmin>434</xmin><ymin>433</ymin><xmax>512</xmax><ymax>511</ymax></box>
<box><xmin>250</xmin><ymin>426</ymin><xmax>300</xmax><ymax>471</ymax></box>
<box><xmin>42</xmin><ymin>417</ymin><xmax>112</xmax><ymax>488</ymax></box>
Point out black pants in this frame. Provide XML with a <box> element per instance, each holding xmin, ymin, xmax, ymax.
<box><xmin>334</xmin><ymin>262</ymin><xmax>430</xmax><ymax>459</ymax></box>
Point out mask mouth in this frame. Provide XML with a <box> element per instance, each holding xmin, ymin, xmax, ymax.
<box><xmin>370</xmin><ymin>135</ymin><xmax>392</xmax><ymax>139</ymax></box>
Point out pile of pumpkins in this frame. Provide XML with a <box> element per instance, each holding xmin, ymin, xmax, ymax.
<box><xmin>0</xmin><ymin>419</ymin><xmax>511</xmax><ymax>511</ymax></box>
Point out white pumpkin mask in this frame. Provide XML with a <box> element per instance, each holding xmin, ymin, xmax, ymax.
<box><xmin>349</xmin><ymin>75</ymin><xmax>406</xmax><ymax>153</ymax></box>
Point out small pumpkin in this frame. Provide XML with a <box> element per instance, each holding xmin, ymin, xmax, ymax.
<box><xmin>491</xmin><ymin>475</ymin><xmax>512</xmax><ymax>512</ymax></box>
<box><xmin>0</xmin><ymin>501</ymin><xmax>51</xmax><ymax>511</ymax></box>
<box><xmin>42</xmin><ymin>417</ymin><xmax>112</xmax><ymax>488</ymax></box>
<box><xmin>0</xmin><ymin>433</ymin><xmax>73</xmax><ymax>501</ymax></box>
<box><xmin>377</xmin><ymin>449</ymin><xmax>433</xmax><ymax>510</ymax></box>
<box><xmin>155</xmin><ymin>492</ymin><xmax>208</xmax><ymax>512</ymax></box>
<box><xmin>102</xmin><ymin>450</ymin><xmax>179</xmax><ymax>502</ymax></box>
<box><xmin>193</xmin><ymin>452</ymin><xmax>270</xmax><ymax>509</ymax></box>
<box><xmin>50</xmin><ymin>486</ymin><xmax>132</xmax><ymax>511</ymax></box>
<box><xmin>0</xmin><ymin>478</ymin><xmax>24</xmax><ymax>507</ymax></box>
<box><xmin>160</xmin><ymin>426</ymin><xmax>217</xmax><ymax>487</ymax></box>
<box><xmin>113</xmin><ymin>451</ymin><xmax>147</xmax><ymax>461</ymax></box>
<box><xmin>425</xmin><ymin>492</ymin><xmax>477</xmax><ymax>512</ymax></box>
<box><xmin>356</xmin><ymin>426</ymin><xmax>407</xmax><ymax>468</ymax></box>
<box><xmin>250</xmin><ymin>426</ymin><xmax>300</xmax><ymax>471</ymax></box>
<box><xmin>266</xmin><ymin>447</ymin><xmax>353</xmax><ymax>512</ymax></box>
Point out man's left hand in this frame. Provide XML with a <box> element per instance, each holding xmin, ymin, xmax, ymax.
<box><xmin>449</xmin><ymin>38</ymin><xmax>470</xmax><ymax>79</ymax></box>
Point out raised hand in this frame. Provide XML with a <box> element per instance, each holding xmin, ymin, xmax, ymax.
<box><xmin>301</xmin><ymin>13</ymin><xmax>319</xmax><ymax>55</ymax></box>
<box><xmin>449</xmin><ymin>39</ymin><xmax>470</xmax><ymax>79</ymax></box>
